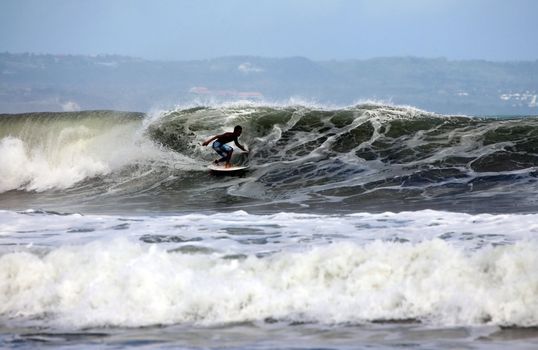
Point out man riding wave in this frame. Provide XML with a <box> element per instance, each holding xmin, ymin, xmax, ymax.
<box><xmin>202</xmin><ymin>125</ymin><xmax>248</xmax><ymax>168</ymax></box>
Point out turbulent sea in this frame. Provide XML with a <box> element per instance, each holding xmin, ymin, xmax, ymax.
<box><xmin>1</xmin><ymin>103</ymin><xmax>538</xmax><ymax>349</ymax></box>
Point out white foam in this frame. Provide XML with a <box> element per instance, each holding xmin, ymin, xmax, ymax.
<box><xmin>1</xmin><ymin>209</ymin><xmax>537</xmax><ymax>252</ymax></box>
<box><xmin>1</xmin><ymin>209</ymin><xmax>538</xmax><ymax>329</ymax></box>
<box><xmin>1</xmin><ymin>238</ymin><xmax>537</xmax><ymax>329</ymax></box>
<box><xmin>165</xmin><ymin>97</ymin><xmax>377</xmax><ymax>114</ymax></box>
<box><xmin>0</xmin><ymin>119</ymin><xmax>187</xmax><ymax>192</ymax></box>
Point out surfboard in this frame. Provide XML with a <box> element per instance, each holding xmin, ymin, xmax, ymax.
<box><xmin>208</xmin><ymin>164</ymin><xmax>249</xmax><ymax>172</ymax></box>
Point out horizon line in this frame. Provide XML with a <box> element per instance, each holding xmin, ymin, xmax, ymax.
<box><xmin>2</xmin><ymin>51</ymin><xmax>538</xmax><ymax>63</ymax></box>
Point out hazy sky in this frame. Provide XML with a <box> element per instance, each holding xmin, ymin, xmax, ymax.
<box><xmin>1</xmin><ymin>0</ymin><xmax>537</xmax><ymax>61</ymax></box>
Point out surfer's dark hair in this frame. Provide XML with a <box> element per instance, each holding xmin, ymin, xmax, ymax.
<box><xmin>234</xmin><ymin>125</ymin><xmax>242</xmax><ymax>133</ymax></box>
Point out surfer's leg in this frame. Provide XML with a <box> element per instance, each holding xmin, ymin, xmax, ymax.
<box><xmin>212</xmin><ymin>142</ymin><xmax>227</xmax><ymax>164</ymax></box>
<box><xmin>220</xmin><ymin>144</ymin><xmax>233</xmax><ymax>167</ymax></box>
<box><xmin>224</xmin><ymin>149</ymin><xmax>233</xmax><ymax>167</ymax></box>
<box><xmin>212</xmin><ymin>142</ymin><xmax>233</xmax><ymax>165</ymax></box>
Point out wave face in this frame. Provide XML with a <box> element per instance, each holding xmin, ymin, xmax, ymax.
<box><xmin>1</xmin><ymin>105</ymin><xmax>538</xmax><ymax>213</ymax></box>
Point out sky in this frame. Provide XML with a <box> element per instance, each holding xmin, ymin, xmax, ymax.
<box><xmin>1</xmin><ymin>0</ymin><xmax>537</xmax><ymax>61</ymax></box>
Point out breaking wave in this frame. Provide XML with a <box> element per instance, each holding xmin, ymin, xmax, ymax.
<box><xmin>1</xmin><ymin>104</ymin><xmax>538</xmax><ymax>213</ymax></box>
<box><xmin>1</xmin><ymin>236</ymin><xmax>537</xmax><ymax>328</ymax></box>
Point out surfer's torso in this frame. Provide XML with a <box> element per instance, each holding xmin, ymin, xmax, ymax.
<box><xmin>215</xmin><ymin>132</ymin><xmax>238</xmax><ymax>144</ymax></box>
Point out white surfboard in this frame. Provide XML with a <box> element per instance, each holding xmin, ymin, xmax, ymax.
<box><xmin>208</xmin><ymin>164</ymin><xmax>249</xmax><ymax>172</ymax></box>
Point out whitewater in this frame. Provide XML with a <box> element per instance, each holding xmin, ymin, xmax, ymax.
<box><xmin>1</xmin><ymin>103</ymin><xmax>538</xmax><ymax>349</ymax></box>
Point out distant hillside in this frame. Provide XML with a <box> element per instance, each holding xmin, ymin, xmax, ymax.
<box><xmin>1</xmin><ymin>53</ymin><xmax>537</xmax><ymax>115</ymax></box>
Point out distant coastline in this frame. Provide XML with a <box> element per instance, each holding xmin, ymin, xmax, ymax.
<box><xmin>1</xmin><ymin>52</ymin><xmax>537</xmax><ymax>115</ymax></box>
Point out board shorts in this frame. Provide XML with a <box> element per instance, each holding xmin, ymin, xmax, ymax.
<box><xmin>212</xmin><ymin>141</ymin><xmax>233</xmax><ymax>157</ymax></box>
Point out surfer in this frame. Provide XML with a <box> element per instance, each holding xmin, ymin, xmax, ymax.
<box><xmin>202</xmin><ymin>125</ymin><xmax>248</xmax><ymax>168</ymax></box>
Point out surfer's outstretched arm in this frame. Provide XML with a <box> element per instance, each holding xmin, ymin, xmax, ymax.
<box><xmin>202</xmin><ymin>135</ymin><xmax>219</xmax><ymax>146</ymax></box>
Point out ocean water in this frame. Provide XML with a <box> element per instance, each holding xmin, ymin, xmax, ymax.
<box><xmin>1</xmin><ymin>103</ymin><xmax>538</xmax><ymax>349</ymax></box>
